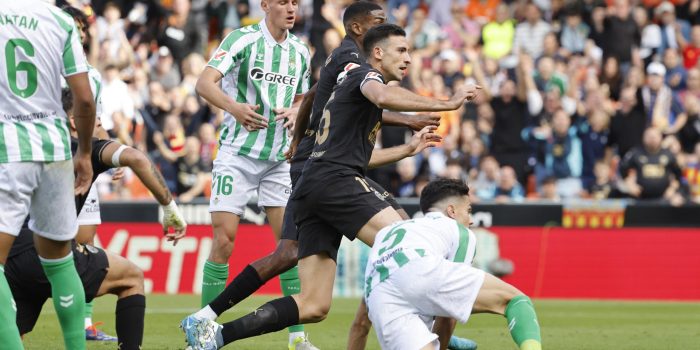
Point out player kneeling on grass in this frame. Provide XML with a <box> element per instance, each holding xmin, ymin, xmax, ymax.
<box><xmin>364</xmin><ymin>178</ymin><xmax>542</xmax><ymax>350</ymax></box>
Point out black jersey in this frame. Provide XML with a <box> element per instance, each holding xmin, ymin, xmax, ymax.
<box><xmin>11</xmin><ymin>138</ymin><xmax>114</xmax><ymax>257</ymax></box>
<box><xmin>619</xmin><ymin>147</ymin><xmax>682</xmax><ymax>199</ymax></box>
<box><xmin>299</xmin><ymin>64</ymin><xmax>385</xmax><ymax>181</ymax></box>
<box><xmin>291</xmin><ymin>36</ymin><xmax>364</xmax><ymax>174</ymax></box>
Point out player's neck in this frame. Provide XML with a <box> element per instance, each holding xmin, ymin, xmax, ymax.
<box><xmin>265</xmin><ymin>20</ymin><xmax>288</xmax><ymax>43</ymax></box>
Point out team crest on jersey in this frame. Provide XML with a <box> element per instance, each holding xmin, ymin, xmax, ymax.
<box><xmin>256</xmin><ymin>53</ymin><xmax>264</xmax><ymax>62</ymax></box>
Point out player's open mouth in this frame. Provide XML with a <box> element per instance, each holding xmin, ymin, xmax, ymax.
<box><xmin>286</xmin><ymin>16</ymin><xmax>295</xmax><ymax>22</ymax></box>
<box><xmin>399</xmin><ymin>67</ymin><xmax>407</xmax><ymax>75</ymax></box>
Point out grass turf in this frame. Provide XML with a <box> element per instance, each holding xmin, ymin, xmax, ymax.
<box><xmin>22</xmin><ymin>295</ymin><xmax>700</xmax><ymax>349</ymax></box>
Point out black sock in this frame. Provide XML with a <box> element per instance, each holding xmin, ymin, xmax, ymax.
<box><xmin>220</xmin><ymin>296</ymin><xmax>299</xmax><ymax>345</ymax></box>
<box><xmin>209</xmin><ymin>265</ymin><xmax>264</xmax><ymax>315</ymax></box>
<box><xmin>115</xmin><ymin>294</ymin><xmax>145</xmax><ymax>350</ymax></box>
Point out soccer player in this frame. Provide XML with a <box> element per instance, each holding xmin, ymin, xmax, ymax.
<box><xmin>193</xmin><ymin>0</ymin><xmax>315</xmax><ymax>347</ymax></box>
<box><xmin>181</xmin><ymin>24</ymin><xmax>480</xmax><ymax>349</ymax></box>
<box><xmin>0</xmin><ymin>1</ymin><xmax>96</xmax><ymax>348</ymax></box>
<box><xmin>59</xmin><ymin>5</ymin><xmax>117</xmax><ymax>340</ymax></box>
<box><xmin>364</xmin><ymin>178</ymin><xmax>542</xmax><ymax>350</ymax></box>
<box><xmin>4</xmin><ymin>87</ymin><xmax>187</xmax><ymax>350</ymax></box>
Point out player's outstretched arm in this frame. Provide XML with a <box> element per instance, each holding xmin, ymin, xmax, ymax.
<box><xmin>382</xmin><ymin>111</ymin><xmax>441</xmax><ymax>131</ymax></box>
<box><xmin>361</xmin><ymin>80</ymin><xmax>481</xmax><ymax>112</ymax></box>
<box><xmin>196</xmin><ymin>67</ymin><xmax>267</xmax><ymax>131</ymax></box>
<box><xmin>66</xmin><ymin>72</ymin><xmax>97</xmax><ymax>195</ymax></box>
<box><xmin>99</xmin><ymin>143</ymin><xmax>187</xmax><ymax>244</ymax></box>
<box><xmin>368</xmin><ymin>126</ymin><xmax>442</xmax><ymax>168</ymax></box>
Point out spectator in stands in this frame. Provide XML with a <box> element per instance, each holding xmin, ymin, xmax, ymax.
<box><xmin>663</xmin><ymin>48</ymin><xmax>688</xmax><ymax>91</ymax></box>
<box><xmin>442</xmin><ymin>2</ymin><xmax>481</xmax><ymax>50</ymax></box>
<box><xmin>599</xmin><ymin>56</ymin><xmax>624</xmax><ymax>101</ymax></box>
<box><xmin>534</xmin><ymin>56</ymin><xmax>566</xmax><ymax>95</ymax></box>
<box><xmin>620</xmin><ymin>127</ymin><xmax>685</xmax><ymax>205</ymax></box>
<box><xmin>156</xmin><ymin>0</ymin><xmax>201</xmax><ymax>65</ymax></box>
<box><xmin>176</xmin><ymin>137</ymin><xmax>208</xmax><ymax>202</ymax></box>
<box><xmin>405</xmin><ymin>7</ymin><xmax>441</xmax><ymax>56</ymax></box>
<box><xmin>642</xmin><ymin>62</ymin><xmax>688</xmax><ymax>134</ymax></box>
<box><xmin>488</xmin><ymin>53</ymin><xmax>542</xmax><ymax>184</ymax></box>
<box><xmin>513</xmin><ymin>3</ymin><xmax>551</xmax><ymax>59</ymax></box>
<box><xmin>559</xmin><ymin>8</ymin><xmax>589</xmax><ymax>56</ymax></box>
<box><xmin>396</xmin><ymin>157</ymin><xmax>418</xmax><ymax>198</ymax></box>
<box><xmin>152</xmin><ymin>114</ymin><xmax>187</xmax><ymax>193</ymax></box>
<box><xmin>466</xmin><ymin>0</ymin><xmax>500</xmax><ymax>25</ymax></box>
<box><xmin>538</xmin><ymin>176</ymin><xmax>561</xmax><ymax>201</ymax></box>
<box><xmin>601</xmin><ymin>0</ymin><xmax>640</xmax><ymax>72</ymax></box>
<box><xmin>494</xmin><ymin>166</ymin><xmax>525</xmax><ymax>203</ymax></box>
<box><xmin>102</xmin><ymin>64</ymin><xmax>136</xmax><ymax>145</ymax></box>
<box><xmin>656</xmin><ymin>1</ymin><xmax>691</xmax><ymax>55</ymax></box>
<box><xmin>481</xmin><ymin>4</ymin><xmax>515</xmax><ymax>60</ymax></box>
<box><xmin>443</xmin><ymin>158</ymin><xmax>469</xmax><ymax>184</ymax></box>
<box><xmin>608</xmin><ymin>87</ymin><xmax>647</xmax><ymax>160</ymax></box>
<box><xmin>633</xmin><ymin>5</ymin><xmax>661</xmax><ymax>66</ymax></box>
<box><xmin>679</xmin><ymin>95</ymin><xmax>700</xmax><ymax>153</ymax></box>
<box><xmin>683</xmin><ymin>143</ymin><xmax>700</xmax><ymax>203</ymax></box>
<box><xmin>473</xmin><ymin>156</ymin><xmax>500</xmax><ymax>200</ymax></box>
<box><xmin>150</xmin><ymin>46</ymin><xmax>181</xmax><ymax>90</ymax></box>
<box><xmin>198</xmin><ymin>123</ymin><xmax>217</xmax><ymax>173</ymax></box>
<box><xmin>578</xmin><ymin>109</ymin><xmax>611</xmax><ymax>191</ymax></box>
<box><xmin>679</xmin><ymin>25</ymin><xmax>700</xmax><ymax>69</ymax></box>
<box><xmin>589</xmin><ymin>160</ymin><xmax>617</xmax><ymax>199</ymax></box>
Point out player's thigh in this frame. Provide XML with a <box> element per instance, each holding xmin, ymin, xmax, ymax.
<box><xmin>258</xmin><ymin>160</ymin><xmax>291</xmax><ymax>210</ymax></box>
<box><xmin>0</xmin><ymin>163</ymin><xmax>40</xmax><ymax>240</ymax></box>
<box><xmin>295</xmin><ymin>253</ymin><xmax>337</xmax><ymax>317</ymax></box>
<box><xmin>208</xmin><ymin>151</ymin><xmax>259</xmax><ymax>218</ymax></box>
<box><xmin>96</xmin><ymin>246</ymin><xmax>143</xmax><ymax>298</ymax></box>
<box><xmin>472</xmin><ymin>272</ymin><xmax>524</xmax><ymax>315</ymax></box>
<box><xmin>356</xmin><ymin>206</ymin><xmax>403</xmax><ymax>247</ymax></box>
<box><xmin>28</xmin><ymin>160</ymin><xmax>77</xmax><ymax>241</ymax></box>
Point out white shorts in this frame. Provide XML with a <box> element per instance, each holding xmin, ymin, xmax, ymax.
<box><xmin>77</xmin><ymin>183</ymin><xmax>101</xmax><ymax>226</ymax></box>
<box><xmin>0</xmin><ymin>161</ymin><xmax>78</xmax><ymax>240</ymax></box>
<box><xmin>209</xmin><ymin>150</ymin><xmax>291</xmax><ymax>216</ymax></box>
<box><xmin>366</xmin><ymin>256</ymin><xmax>486</xmax><ymax>350</ymax></box>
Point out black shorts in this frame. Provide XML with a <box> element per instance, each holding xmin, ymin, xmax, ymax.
<box><xmin>290</xmin><ymin>169</ymin><xmax>391</xmax><ymax>261</ymax></box>
<box><xmin>5</xmin><ymin>240</ymin><xmax>109</xmax><ymax>335</ymax></box>
<box><xmin>280</xmin><ymin>166</ymin><xmax>304</xmax><ymax>241</ymax></box>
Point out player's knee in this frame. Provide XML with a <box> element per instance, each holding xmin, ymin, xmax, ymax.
<box><xmin>125</xmin><ymin>263</ymin><xmax>145</xmax><ymax>296</ymax></box>
<box><xmin>351</xmin><ymin>312</ymin><xmax>372</xmax><ymax>334</ymax></box>
<box><xmin>303</xmin><ymin>303</ymin><xmax>331</xmax><ymax>323</ymax></box>
<box><xmin>210</xmin><ymin>229</ymin><xmax>235</xmax><ymax>261</ymax></box>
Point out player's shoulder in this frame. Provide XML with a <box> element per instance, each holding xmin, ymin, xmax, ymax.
<box><xmin>44</xmin><ymin>3</ymin><xmax>78</xmax><ymax>32</ymax></box>
<box><xmin>287</xmin><ymin>33</ymin><xmax>311</xmax><ymax>57</ymax></box>
<box><xmin>220</xmin><ymin>23</ymin><xmax>263</xmax><ymax>48</ymax></box>
<box><xmin>349</xmin><ymin>64</ymin><xmax>385</xmax><ymax>86</ymax></box>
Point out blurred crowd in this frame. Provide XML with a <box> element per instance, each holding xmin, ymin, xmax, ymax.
<box><xmin>61</xmin><ymin>0</ymin><xmax>700</xmax><ymax>205</ymax></box>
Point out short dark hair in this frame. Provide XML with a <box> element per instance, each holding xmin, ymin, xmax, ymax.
<box><xmin>61</xmin><ymin>5</ymin><xmax>88</xmax><ymax>31</ymax></box>
<box><xmin>343</xmin><ymin>1</ymin><xmax>383</xmax><ymax>28</ymax></box>
<box><xmin>419</xmin><ymin>178</ymin><xmax>470</xmax><ymax>213</ymax></box>
<box><xmin>61</xmin><ymin>87</ymin><xmax>73</xmax><ymax>114</ymax></box>
<box><xmin>362</xmin><ymin>23</ymin><xmax>406</xmax><ymax>56</ymax></box>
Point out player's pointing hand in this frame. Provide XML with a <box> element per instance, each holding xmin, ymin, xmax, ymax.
<box><xmin>231</xmin><ymin>103</ymin><xmax>267</xmax><ymax>131</ymax></box>
<box><xmin>449</xmin><ymin>84</ymin><xmax>482</xmax><ymax>109</ymax></box>
<box><xmin>408</xmin><ymin>125</ymin><xmax>442</xmax><ymax>156</ymax></box>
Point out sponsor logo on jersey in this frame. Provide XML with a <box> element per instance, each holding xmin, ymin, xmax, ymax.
<box><xmin>213</xmin><ymin>49</ymin><xmax>227</xmax><ymax>61</ymax></box>
<box><xmin>249</xmin><ymin>67</ymin><xmax>298</xmax><ymax>86</ymax></box>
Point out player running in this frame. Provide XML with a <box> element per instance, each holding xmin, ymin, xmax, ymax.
<box><xmin>181</xmin><ymin>24</ymin><xmax>480</xmax><ymax>349</ymax></box>
<box><xmin>193</xmin><ymin>0</ymin><xmax>315</xmax><ymax>348</ymax></box>
<box><xmin>4</xmin><ymin>87</ymin><xmax>187</xmax><ymax>350</ymax></box>
<box><xmin>181</xmin><ymin>2</ymin><xmax>474</xmax><ymax>350</ymax></box>
<box><xmin>365</xmin><ymin>178</ymin><xmax>542</xmax><ymax>350</ymax></box>
<box><xmin>0</xmin><ymin>1</ymin><xmax>96</xmax><ymax>348</ymax></box>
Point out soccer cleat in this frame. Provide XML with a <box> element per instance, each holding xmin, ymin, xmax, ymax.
<box><xmin>180</xmin><ymin>315</ymin><xmax>222</xmax><ymax>350</ymax></box>
<box><xmin>85</xmin><ymin>322</ymin><xmax>118</xmax><ymax>341</ymax></box>
<box><xmin>289</xmin><ymin>334</ymin><xmax>320</xmax><ymax>350</ymax></box>
<box><xmin>447</xmin><ymin>335</ymin><xmax>478</xmax><ymax>350</ymax></box>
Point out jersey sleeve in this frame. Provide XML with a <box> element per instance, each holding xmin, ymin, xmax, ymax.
<box><xmin>359</xmin><ymin>69</ymin><xmax>385</xmax><ymax>90</ymax></box>
<box><xmin>207</xmin><ymin>30</ymin><xmax>250</xmax><ymax>76</ymax></box>
<box><xmin>50</xmin><ymin>8</ymin><xmax>89</xmax><ymax>77</ymax></box>
<box><xmin>334</xmin><ymin>50</ymin><xmax>363</xmax><ymax>85</ymax></box>
<box><xmin>296</xmin><ymin>46</ymin><xmax>312</xmax><ymax>95</ymax></box>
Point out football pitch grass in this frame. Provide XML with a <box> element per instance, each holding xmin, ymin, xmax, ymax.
<box><xmin>23</xmin><ymin>295</ymin><xmax>700</xmax><ymax>349</ymax></box>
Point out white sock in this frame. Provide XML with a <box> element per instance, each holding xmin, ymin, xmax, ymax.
<box><xmin>289</xmin><ymin>331</ymin><xmax>305</xmax><ymax>344</ymax></box>
<box><xmin>193</xmin><ymin>305</ymin><xmax>218</xmax><ymax>321</ymax></box>
<box><xmin>84</xmin><ymin>317</ymin><xmax>92</xmax><ymax>329</ymax></box>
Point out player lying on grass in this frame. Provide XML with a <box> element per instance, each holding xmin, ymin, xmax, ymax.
<box><xmin>180</xmin><ymin>23</ymin><xmax>480</xmax><ymax>350</ymax></box>
<box><xmin>181</xmin><ymin>3</ymin><xmax>474</xmax><ymax>349</ymax></box>
<box><xmin>3</xmin><ymin>88</ymin><xmax>187</xmax><ymax>350</ymax></box>
<box><xmin>365</xmin><ymin>178</ymin><xmax>542</xmax><ymax>350</ymax></box>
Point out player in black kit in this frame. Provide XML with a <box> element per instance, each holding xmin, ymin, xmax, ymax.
<box><xmin>4</xmin><ymin>89</ymin><xmax>187</xmax><ymax>350</ymax></box>
<box><xmin>181</xmin><ymin>24</ymin><xmax>480</xmax><ymax>350</ymax></box>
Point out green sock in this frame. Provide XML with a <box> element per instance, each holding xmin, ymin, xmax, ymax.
<box><xmin>201</xmin><ymin>261</ymin><xmax>228</xmax><ymax>307</ymax></box>
<box><xmin>505</xmin><ymin>295</ymin><xmax>542</xmax><ymax>350</ymax></box>
<box><xmin>0</xmin><ymin>265</ymin><xmax>23</xmax><ymax>349</ymax></box>
<box><xmin>280</xmin><ymin>266</ymin><xmax>304</xmax><ymax>334</ymax></box>
<box><xmin>40</xmin><ymin>253</ymin><xmax>86</xmax><ymax>350</ymax></box>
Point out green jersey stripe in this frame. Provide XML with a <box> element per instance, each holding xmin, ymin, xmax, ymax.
<box><xmin>259</xmin><ymin>44</ymin><xmax>283</xmax><ymax>160</ymax></box>
<box><xmin>377</xmin><ymin>264</ymin><xmax>390</xmax><ymax>283</ymax></box>
<box><xmin>54</xmin><ymin>118</ymin><xmax>71</xmax><ymax>159</ymax></box>
<box><xmin>0</xmin><ymin>124</ymin><xmax>7</xmax><ymax>163</ymax></box>
<box><xmin>392</xmin><ymin>251</ymin><xmax>410</xmax><ymax>267</ymax></box>
<box><xmin>49</xmin><ymin>11</ymin><xmax>78</xmax><ymax>75</ymax></box>
<box><xmin>454</xmin><ymin>223</ymin><xmax>470</xmax><ymax>263</ymax></box>
<box><xmin>15</xmin><ymin>123</ymin><xmax>33</xmax><ymax>161</ymax></box>
<box><xmin>218</xmin><ymin>125</ymin><xmax>229</xmax><ymax>148</ymax></box>
<box><xmin>238</xmin><ymin>38</ymin><xmax>266</xmax><ymax>156</ymax></box>
<box><xmin>277</xmin><ymin>45</ymin><xmax>297</xmax><ymax>161</ymax></box>
<box><xmin>34</xmin><ymin>123</ymin><xmax>54</xmax><ymax>161</ymax></box>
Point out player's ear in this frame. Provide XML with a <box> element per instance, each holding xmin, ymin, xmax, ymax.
<box><xmin>261</xmin><ymin>0</ymin><xmax>270</xmax><ymax>13</ymax></box>
<box><xmin>446</xmin><ymin>204</ymin><xmax>457</xmax><ymax>220</ymax></box>
<box><xmin>351</xmin><ymin>22</ymin><xmax>362</xmax><ymax>36</ymax></box>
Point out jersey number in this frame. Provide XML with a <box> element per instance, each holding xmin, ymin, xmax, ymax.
<box><xmin>213</xmin><ymin>174</ymin><xmax>233</xmax><ymax>196</ymax></box>
<box><xmin>376</xmin><ymin>226</ymin><xmax>407</xmax><ymax>256</ymax></box>
<box><xmin>4</xmin><ymin>39</ymin><xmax>38</xmax><ymax>99</ymax></box>
<box><xmin>315</xmin><ymin>92</ymin><xmax>336</xmax><ymax>146</ymax></box>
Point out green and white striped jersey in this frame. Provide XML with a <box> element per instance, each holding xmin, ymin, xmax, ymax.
<box><xmin>88</xmin><ymin>65</ymin><xmax>104</xmax><ymax>120</ymax></box>
<box><xmin>0</xmin><ymin>0</ymin><xmax>89</xmax><ymax>163</ymax></box>
<box><xmin>207</xmin><ymin>19</ymin><xmax>311</xmax><ymax>161</ymax></box>
<box><xmin>364</xmin><ymin>212</ymin><xmax>478</xmax><ymax>297</ymax></box>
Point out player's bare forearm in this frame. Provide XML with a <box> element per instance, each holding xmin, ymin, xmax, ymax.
<box><xmin>196</xmin><ymin>67</ymin><xmax>237</xmax><ymax>113</ymax></box>
<box><xmin>368</xmin><ymin>145</ymin><xmax>411</xmax><ymax>168</ymax></box>
<box><xmin>382</xmin><ymin>111</ymin><xmax>440</xmax><ymax>131</ymax></box>
<box><xmin>66</xmin><ymin>72</ymin><xmax>96</xmax><ymax>153</ymax></box>
<box><xmin>101</xmin><ymin>144</ymin><xmax>173</xmax><ymax>205</ymax></box>
<box><xmin>362</xmin><ymin>82</ymin><xmax>472</xmax><ymax>112</ymax></box>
